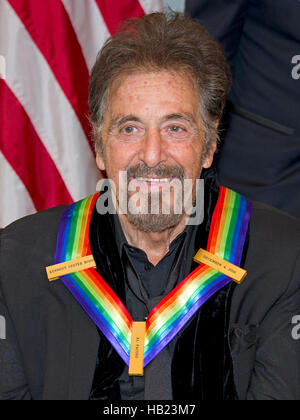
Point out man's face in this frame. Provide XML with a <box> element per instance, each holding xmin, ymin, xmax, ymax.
<box><xmin>96</xmin><ymin>70</ymin><xmax>216</xmax><ymax>231</ymax></box>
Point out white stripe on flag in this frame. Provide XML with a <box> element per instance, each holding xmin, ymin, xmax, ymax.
<box><xmin>139</xmin><ymin>0</ymin><xmax>164</xmax><ymax>14</ymax></box>
<box><xmin>0</xmin><ymin>0</ymin><xmax>100</xmax><ymax>201</ymax></box>
<box><xmin>62</xmin><ymin>0</ymin><xmax>110</xmax><ymax>72</ymax></box>
<box><xmin>0</xmin><ymin>151</ymin><xmax>36</xmax><ymax>228</ymax></box>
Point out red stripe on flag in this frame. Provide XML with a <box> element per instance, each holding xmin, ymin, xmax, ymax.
<box><xmin>94</xmin><ymin>0</ymin><xmax>145</xmax><ymax>34</ymax></box>
<box><xmin>8</xmin><ymin>0</ymin><xmax>94</xmax><ymax>152</ymax></box>
<box><xmin>0</xmin><ymin>80</ymin><xmax>73</xmax><ymax>211</ymax></box>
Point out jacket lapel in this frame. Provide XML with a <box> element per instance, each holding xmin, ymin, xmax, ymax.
<box><xmin>41</xmin><ymin>278</ymin><xmax>99</xmax><ymax>400</ymax></box>
<box><xmin>68</xmin><ymin>297</ymin><xmax>100</xmax><ymax>400</ymax></box>
<box><xmin>228</xmin><ymin>220</ymin><xmax>254</xmax><ymax>400</ymax></box>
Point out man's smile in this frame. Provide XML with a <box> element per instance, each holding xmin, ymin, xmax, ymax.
<box><xmin>129</xmin><ymin>176</ymin><xmax>176</xmax><ymax>193</ymax></box>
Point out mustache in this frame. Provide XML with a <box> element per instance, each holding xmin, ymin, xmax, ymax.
<box><xmin>126</xmin><ymin>163</ymin><xmax>185</xmax><ymax>180</ymax></box>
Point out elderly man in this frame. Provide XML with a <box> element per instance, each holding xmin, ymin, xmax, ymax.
<box><xmin>0</xmin><ymin>12</ymin><xmax>299</xmax><ymax>401</ymax></box>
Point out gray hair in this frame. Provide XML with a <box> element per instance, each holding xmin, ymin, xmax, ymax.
<box><xmin>88</xmin><ymin>12</ymin><xmax>232</xmax><ymax>157</ymax></box>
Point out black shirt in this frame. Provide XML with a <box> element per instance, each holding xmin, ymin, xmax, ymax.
<box><xmin>110</xmin><ymin>213</ymin><xmax>199</xmax><ymax>400</ymax></box>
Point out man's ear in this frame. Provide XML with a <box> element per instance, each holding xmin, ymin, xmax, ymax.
<box><xmin>96</xmin><ymin>152</ymin><xmax>106</xmax><ymax>171</ymax></box>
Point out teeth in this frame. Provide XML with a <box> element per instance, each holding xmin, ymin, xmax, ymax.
<box><xmin>135</xmin><ymin>177</ymin><xmax>170</xmax><ymax>183</ymax></box>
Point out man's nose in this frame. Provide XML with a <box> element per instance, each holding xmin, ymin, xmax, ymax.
<box><xmin>138</xmin><ymin>128</ymin><xmax>167</xmax><ymax>167</ymax></box>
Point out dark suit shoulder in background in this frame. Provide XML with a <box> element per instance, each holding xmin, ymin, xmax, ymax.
<box><xmin>186</xmin><ymin>0</ymin><xmax>300</xmax><ymax>218</ymax></box>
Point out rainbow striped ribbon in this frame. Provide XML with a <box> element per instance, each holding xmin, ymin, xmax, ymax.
<box><xmin>54</xmin><ymin>187</ymin><xmax>252</xmax><ymax>367</ymax></box>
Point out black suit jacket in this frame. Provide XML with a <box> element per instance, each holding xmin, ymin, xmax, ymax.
<box><xmin>186</xmin><ymin>0</ymin><xmax>300</xmax><ymax>217</ymax></box>
<box><xmin>0</xmin><ymin>200</ymin><xmax>300</xmax><ymax>400</ymax></box>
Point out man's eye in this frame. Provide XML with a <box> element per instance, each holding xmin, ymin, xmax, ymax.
<box><xmin>169</xmin><ymin>125</ymin><xmax>185</xmax><ymax>133</ymax></box>
<box><xmin>121</xmin><ymin>126</ymin><xmax>137</xmax><ymax>134</ymax></box>
<box><xmin>163</xmin><ymin>124</ymin><xmax>191</xmax><ymax>140</ymax></box>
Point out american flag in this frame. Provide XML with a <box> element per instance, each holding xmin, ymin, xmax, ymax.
<box><xmin>0</xmin><ymin>0</ymin><xmax>163</xmax><ymax>228</ymax></box>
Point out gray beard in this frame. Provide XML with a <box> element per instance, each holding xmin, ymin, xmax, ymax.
<box><xmin>123</xmin><ymin>190</ymin><xmax>185</xmax><ymax>232</ymax></box>
<box><xmin>126</xmin><ymin>212</ymin><xmax>184</xmax><ymax>233</ymax></box>
<box><xmin>117</xmin><ymin>162</ymin><xmax>187</xmax><ymax>231</ymax></box>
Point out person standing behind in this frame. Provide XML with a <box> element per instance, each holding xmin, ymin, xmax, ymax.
<box><xmin>186</xmin><ymin>0</ymin><xmax>300</xmax><ymax>218</ymax></box>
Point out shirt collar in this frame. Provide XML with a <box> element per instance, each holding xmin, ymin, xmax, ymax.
<box><xmin>110</xmin><ymin>211</ymin><xmax>197</xmax><ymax>260</ymax></box>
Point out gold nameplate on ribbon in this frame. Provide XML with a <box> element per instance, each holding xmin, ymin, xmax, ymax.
<box><xmin>193</xmin><ymin>248</ymin><xmax>247</xmax><ymax>285</ymax></box>
<box><xmin>129</xmin><ymin>322</ymin><xmax>146</xmax><ymax>376</ymax></box>
<box><xmin>46</xmin><ymin>255</ymin><xmax>96</xmax><ymax>282</ymax></box>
